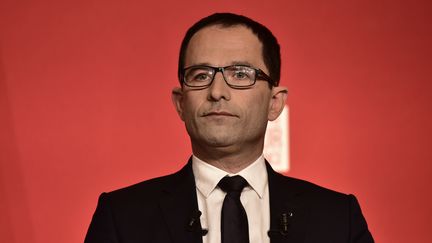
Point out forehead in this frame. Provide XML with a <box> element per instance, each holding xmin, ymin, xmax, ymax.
<box><xmin>184</xmin><ymin>25</ymin><xmax>266</xmax><ymax>70</ymax></box>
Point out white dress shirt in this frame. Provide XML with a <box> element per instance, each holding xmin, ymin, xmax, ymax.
<box><xmin>192</xmin><ymin>155</ymin><xmax>270</xmax><ymax>243</ymax></box>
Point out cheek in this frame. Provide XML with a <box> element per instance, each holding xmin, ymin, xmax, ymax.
<box><xmin>246</xmin><ymin>94</ymin><xmax>271</xmax><ymax>121</ymax></box>
<box><xmin>182</xmin><ymin>95</ymin><xmax>201</xmax><ymax>119</ymax></box>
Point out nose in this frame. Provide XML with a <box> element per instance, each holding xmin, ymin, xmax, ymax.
<box><xmin>207</xmin><ymin>72</ymin><xmax>231</xmax><ymax>101</ymax></box>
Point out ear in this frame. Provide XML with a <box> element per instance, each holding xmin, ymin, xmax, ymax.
<box><xmin>171</xmin><ymin>87</ymin><xmax>185</xmax><ymax>121</ymax></box>
<box><xmin>268</xmin><ymin>86</ymin><xmax>288</xmax><ymax>121</ymax></box>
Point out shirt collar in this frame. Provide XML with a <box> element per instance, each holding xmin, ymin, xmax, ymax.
<box><xmin>192</xmin><ymin>155</ymin><xmax>267</xmax><ymax>199</ymax></box>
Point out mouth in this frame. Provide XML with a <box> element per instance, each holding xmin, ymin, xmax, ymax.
<box><xmin>202</xmin><ymin>111</ymin><xmax>237</xmax><ymax>117</ymax></box>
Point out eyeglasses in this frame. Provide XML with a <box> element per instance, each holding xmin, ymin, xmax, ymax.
<box><xmin>180</xmin><ymin>65</ymin><xmax>275</xmax><ymax>88</ymax></box>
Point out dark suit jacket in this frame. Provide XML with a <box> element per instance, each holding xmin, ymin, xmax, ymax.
<box><xmin>85</xmin><ymin>160</ymin><xmax>374</xmax><ymax>243</ymax></box>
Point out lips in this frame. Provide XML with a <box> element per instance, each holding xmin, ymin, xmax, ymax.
<box><xmin>202</xmin><ymin>111</ymin><xmax>237</xmax><ymax>117</ymax></box>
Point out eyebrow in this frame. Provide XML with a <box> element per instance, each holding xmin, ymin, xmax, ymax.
<box><xmin>186</xmin><ymin>61</ymin><xmax>255</xmax><ymax>68</ymax></box>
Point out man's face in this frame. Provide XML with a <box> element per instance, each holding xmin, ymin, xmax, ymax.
<box><xmin>172</xmin><ymin>25</ymin><xmax>286</xmax><ymax>158</ymax></box>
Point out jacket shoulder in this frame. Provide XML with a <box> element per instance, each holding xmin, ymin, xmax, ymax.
<box><xmin>279</xmin><ymin>175</ymin><xmax>349</xmax><ymax>197</ymax></box>
<box><xmin>268</xmin><ymin>164</ymin><xmax>350</xmax><ymax>199</ymax></box>
<box><xmin>100</xmin><ymin>162</ymin><xmax>192</xmax><ymax>207</ymax></box>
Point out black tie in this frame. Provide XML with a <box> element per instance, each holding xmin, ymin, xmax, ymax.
<box><xmin>218</xmin><ymin>175</ymin><xmax>249</xmax><ymax>243</ymax></box>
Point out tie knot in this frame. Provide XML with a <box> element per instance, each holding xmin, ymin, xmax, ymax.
<box><xmin>218</xmin><ymin>175</ymin><xmax>248</xmax><ymax>193</ymax></box>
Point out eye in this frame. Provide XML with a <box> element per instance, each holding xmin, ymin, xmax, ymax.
<box><xmin>233</xmin><ymin>71</ymin><xmax>249</xmax><ymax>80</ymax></box>
<box><xmin>193</xmin><ymin>72</ymin><xmax>211</xmax><ymax>81</ymax></box>
<box><xmin>185</xmin><ymin>67</ymin><xmax>213</xmax><ymax>83</ymax></box>
<box><xmin>228</xmin><ymin>66</ymin><xmax>254</xmax><ymax>81</ymax></box>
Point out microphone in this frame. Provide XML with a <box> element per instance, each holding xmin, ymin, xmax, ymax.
<box><xmin>280</xmin><ymin>212</ymin><xmax>291</xmax><ymax>235</ymax></box>
<box><xmin>267</xmin><ymin>212</ymin><xmax>293</xmax><ymax>237</ymax></box>
<box><xmin>186</xmin><ymin>210</ymin><xmax>208</xmax><ymax>236</ymax></box>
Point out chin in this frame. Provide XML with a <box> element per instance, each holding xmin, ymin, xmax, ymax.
<box><xmin>199</xmin><ymin>133</ymin><xmax>236</xmax><ymax>147</ymax></box>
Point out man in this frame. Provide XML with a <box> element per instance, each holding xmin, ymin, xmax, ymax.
<box><xmin>85</xmin><ymin>13</ymin><xmax>374</xmax><ymax>243</ymax></box>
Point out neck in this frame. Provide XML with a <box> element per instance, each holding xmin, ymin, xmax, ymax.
<box><xmin>192</xmin><ymin>144</ymin><xmax>263</xmax><ymax>174</ymax></box>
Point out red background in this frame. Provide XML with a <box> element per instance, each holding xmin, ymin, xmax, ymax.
<box><xmin>1</xmin><ymin>0</ymin><xmax>431</xmax><ymax>242</ymax></box>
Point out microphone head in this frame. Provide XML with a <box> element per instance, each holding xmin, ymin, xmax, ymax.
<box><xmin>186</xmin><ymin>209</ymin><xmax>207</xmax><ymax>236</ymax></box>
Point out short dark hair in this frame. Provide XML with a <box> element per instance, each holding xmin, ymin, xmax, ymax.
<box><xmin>178</xmin><ymin>13</ymin><xmax>281</xmax><ymax>86</ymax></box>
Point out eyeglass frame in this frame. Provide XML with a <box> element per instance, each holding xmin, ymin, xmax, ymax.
<box><xmin>179</xmin><ymin>65</ymin><xmax>277</xmax><ymax>89</ymax></box>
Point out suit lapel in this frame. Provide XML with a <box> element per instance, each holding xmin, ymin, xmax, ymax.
<box><xmin>159</xmin><ymin>160</ymin><xmax>203</xmax><ymax>243</ymax></box>
<box><xmin>158</xmin><ymin>159</ymin><xmax>308</xmax><ymax>243</ymax></box>
<box><xmin>266</xmin><ymin>162</ymin><xmax>308</xmax><ymax>243</ymax></box>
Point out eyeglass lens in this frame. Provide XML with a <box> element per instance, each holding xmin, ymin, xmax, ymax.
<box><xmin>184</xmin><ymin>66</ymin><xmax>256</xmax><ymax>87</ymax></box>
